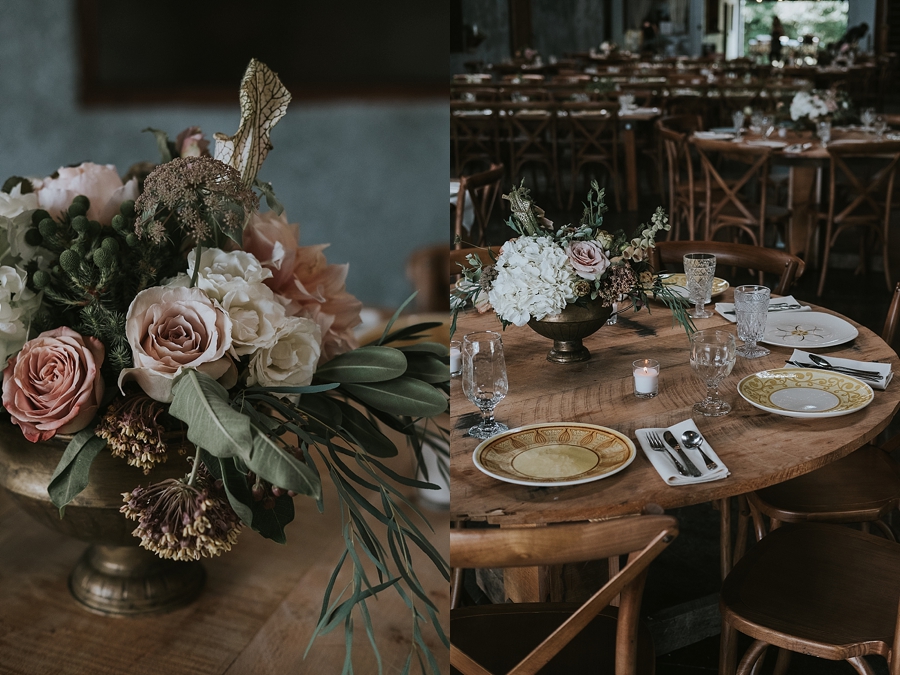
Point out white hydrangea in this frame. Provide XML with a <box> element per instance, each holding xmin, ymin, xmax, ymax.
<box><xmin>790</xmin><ymin>91</ymin><xmax>829</xmax><ymax>122</ymax></box>
<box><xmin>0</xmin><ymin>185</ymin><xmax>50</xmax><ymax>268</ymax></box>
<box><xmin>488</xmin><ymin>236</ymin><xmax>577</xmax><ymax>326</ymax></box>
<box><xmin>0</xmin><ymin>265</ymin><xmax>40</xmax><ymax>369</ymax></box>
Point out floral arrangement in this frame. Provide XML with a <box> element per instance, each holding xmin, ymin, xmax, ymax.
<box><xmin>789</xmin><ymin>88</ymin><xmax>853</xmax><ymax>126</ymax></box>
<box><xmin>450</xmin><ymin>181</ymin><xmax>689</xmax><ymax>334</ymax></box>
<box><xmin>0</xmin><ymin>60</ymin><xmax>448</xmax><ymax>671</ymax></box>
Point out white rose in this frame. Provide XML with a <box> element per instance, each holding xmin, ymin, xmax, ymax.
<box><xmin>187</xmin><ymin>248</ymin><xmax>272</xmax><ymax>299</ymax></box>
<box><xmin>247</xmin><ymin>316</ymin><xmax>322</xmax><ymax>390</ymax></box>
<box><xmin>218</xmin><ymin>280</ymin><xmax>289</xmax><ymax>356</ymax></box>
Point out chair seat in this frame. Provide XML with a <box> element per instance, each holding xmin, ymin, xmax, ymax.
<box><xmin>451</xmin><ymin>604</ymin><xmax>655</xmax><ymax>675</ymax></box>
<box><xmin>721</xmin><ymin>523</ymin><xmax>900</xmax><ymax>661</ymax></box>
<box><xmin>751</xmin><ymin>445</ymin><xmax>900</xmax><ymax>522</ymax></box>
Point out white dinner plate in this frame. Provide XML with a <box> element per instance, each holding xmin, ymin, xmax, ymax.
<box><xmin>472</xmin><ymin>422</ymin><xmax>636</xmax><ymax>487</ymax></box>
<box><xmin>759</xmin><ymin>311</ymin><xmax>859</xmax><ymax>348</ymax></box>
<box><xmin>745</xmin><ymin>139</ymin><xmax>788</xmax><ymax>149</ymax></box>
<box><xmin>657</xmin><ymin>274</ymin><xmax>729</xmax><ymax>300</ymax></box>
<box><xmin>738</xmin><ymin>368</ymin><xmax>874</xmax><ymax>418</ymax></box>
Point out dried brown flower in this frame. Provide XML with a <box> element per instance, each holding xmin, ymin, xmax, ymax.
<box><xmin>597</xmin><ymin>264</ymin><xmax>637</xmax><ymax>305</ymax></box>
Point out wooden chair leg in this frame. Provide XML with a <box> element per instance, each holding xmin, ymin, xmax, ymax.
<box><xmin>736</xmin><ymin>640</ymin><xmax>769</xmax><ymax>675</ymax></box>
<box><xmin>847</xmin><ymin>655</ymin><xmax>878</xmax><ymax>675</ymax></box>
<box><xmin>873</xmin><ymin>519</ymin><xmax>897</xmax><ymax>541</ymax></box>
<box><xmin>772</xmin><ymin>647</ymin><xmax>792</xmax><ymax>675</ymax></box>
<box><xmin>734</xmin><ymin>494</ymin><xmax>750</xmax><ymax>566</ymax></box>
<box><xmin>719</xmin><ymin>622</ymin><xmax>740</xmax><ymax>675</ymax></box>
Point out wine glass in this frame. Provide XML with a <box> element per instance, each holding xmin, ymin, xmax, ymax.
<box><xmin>690</xmin><ymin>330</ymin><xmax>737</xmax><ymax>417</ymax></box>
<box><xmin>683</xmin><ymin>253</ymin><xmax>716</xmax><ymax>319</ymax></box>
<box><xmin>874</xmin><ymin>117</ymin><xmax>888</xmax><ymax>140</ymax></box>
<box><xmin>734</xmin><ymin>285</ymin><xmax>771</xmax><ymax>358</ymax></box>
<box><xmin>732</xmin><ymin>110</ymin><xmax>745</xmax><ymax>140</ymax></box>
<box><xmin>817</xmin><ymin>120</ymin><xmax>832</xmax><ymax>148</ymax></box>
<box><xmin>861</xmin><ymin>107</ymin><xmax>876</xmax><ymax>131</ymax></box>
<box><xmin>462</xmin><ymin>331</ymin><xmax>509</xmax><ymax>440</ymax></box>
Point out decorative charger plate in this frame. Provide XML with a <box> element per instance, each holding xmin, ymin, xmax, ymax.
<box><xmin>737</xmin><ymin>368</ymin><xmax>874</xmax><ymax>418</ymax></box>
<box><xmin>760</xmin><ymin>311</ymin><xmax>858</xmax><ymax>348</ymax></box>
<box><xmin>472</xmin><ymin>423</ymin><xmax>636</xmax><ymax>487</ymax></box>
<box><xmin>658</xmin><ymin>274</ymin><xmax>729</xmax><ymax>299</ymax></box>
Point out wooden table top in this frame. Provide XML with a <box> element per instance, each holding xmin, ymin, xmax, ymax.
<box><xmin>450</xmin><ymin>292</ymin><xmax>900</xmax><ymax>526</ymax></box>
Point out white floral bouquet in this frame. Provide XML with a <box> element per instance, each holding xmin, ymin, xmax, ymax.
<box><xmin>789</xmin><ymin>88</ymin><xmax>852</xmax><ymax>126</ymax></box>
<box><xmin>451</xmin><ymin>181</ymin><xmax>689</xmax><ymax>334</ymax></box>
<box><xmin>0</xmin><ymin>60</ymin><xmax>448</xmax><ymax>670</ymax></box>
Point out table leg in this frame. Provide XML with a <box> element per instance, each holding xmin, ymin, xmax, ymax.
<box><xmin>623</xmin><ymin>122</ymin><xmax>639</xmax><ymax>212</ymax></box>
<box><xmin>717</xmin><ymin>497</ymin><xmax>739</xmax><ymax>675</ymax></box>
<box><xmin>787</xmin><ymin>165</ymin><xmax>818</xmax><ymax>259</ymax></box>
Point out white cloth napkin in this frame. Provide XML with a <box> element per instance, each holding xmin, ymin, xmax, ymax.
<box><xmin>634</xmin><ymin>419</ymin><xmax>730</xmax><ymax>486</ymax></box>
<box><xmin>784</xmin><ymin>349</ymin><xmax>893</xmax><ymax>390</ymax></box>
<box><xmin>715</xmin><ymin>295</ymin><xmax>810</xmax><ymax>323</ymax></box>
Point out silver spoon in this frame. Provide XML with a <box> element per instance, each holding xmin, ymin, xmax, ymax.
<box><xmin>807</xmin><ymin>353</ymin><xmax>880</xmax><ymax>377</ymax></box>
<box><xmin>681</xmin><ymin>430</ymin><xmax>718</xmax><ymax>470</ymax></box>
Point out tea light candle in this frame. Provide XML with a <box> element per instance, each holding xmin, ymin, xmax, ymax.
<box><xmin>633</xmin><ymin>359</ymin><xmax>660</xmax><ymax>399</ymax></box>
<box><xmin>450</xmin><ymin>341</ymin><xmax>462</xmax><ymax>377</ymax></box>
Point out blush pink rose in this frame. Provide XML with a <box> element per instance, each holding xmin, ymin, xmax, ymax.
<box><xmin>175</xmin><ymin>126</ymin><xmax>211</xmax><ymax>158</ymax></box>
<box><xmin>243</xmin><ymin>211</ymin><xmax>362</xmax><ymax>361</ymax></box>
<box><xmin>565</xmin><ymin>240</ymin><xmax>611</xmax><ymax>280</ymax></box>
<box><xmin>2</xmin><ymin>327</ymin><xmax>105</xmax><ymax>442</ymax></box>
<box><xmin>118</xmin><ymin>286</ymin><xmax>234</xmax><ymax>403</ymax></box>
<box><xmin>34</xmin><ymin>162</ymin><xmax>139</xmax><ymax>225</ymax></box>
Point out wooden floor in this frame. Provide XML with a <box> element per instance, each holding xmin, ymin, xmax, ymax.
<box><xmin>0</xmin><ymin>469</ymin><xmax>449</xmax><ymax>674</ymax></box>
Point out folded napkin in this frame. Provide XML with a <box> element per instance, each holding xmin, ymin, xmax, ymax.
<box><xmin>784</xmin><ymin>349</ymin><xmax>893</xmax><ymax>390</ymax></box>
<box><xmin>715</xmin><ymin>295</ymin><xmax>810</xmax><ymax>323</ymax></box>
<box><xmin>694</xmin><ymin>131</ymin><xmax>734</xmax><ymax>140</ymax></box>
<box><xmin>634</xmin><ymin>419</ymin><xmax>730</xmax><ymax>486</ymax></box>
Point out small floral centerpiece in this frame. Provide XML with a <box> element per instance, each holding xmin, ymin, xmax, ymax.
<box><xmin>0</xmin><ymin>60</ymin><xmax>448</xmax><ymax>671</ymax></box>
<box><xmin>451</xmin><ymin>182</ymin><xmax>689</xmax><ymax>350</ymax></box>
<box><xmin>789</xmin><ymin>88</ymin><xmax>853</xmax><ymax>127</ymax></box>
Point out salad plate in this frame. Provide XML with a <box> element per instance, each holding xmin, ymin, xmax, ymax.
<box><xmin>737</xmin><ymin>368</ymin><xmax>873</xmax><ymax>418</ymax></box>
<box><xmin>760</xmin><ymin>312</ymin><xmax>858</xmax><ymax>348</ymax></box>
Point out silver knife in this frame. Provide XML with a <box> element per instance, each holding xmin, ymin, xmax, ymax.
<box><xmin>663</xmin><ymin>431</ymin><xmax>702</xmax><ymax>477</ymax></box>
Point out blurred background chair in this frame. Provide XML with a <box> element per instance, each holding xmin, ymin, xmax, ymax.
<box><xmin>452</xmin><ymin>163</ymin><xmax>504</xmax><ymax>249</ymax></box>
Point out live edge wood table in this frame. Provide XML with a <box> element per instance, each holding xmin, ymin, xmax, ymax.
<box><xmin>450</xmin><ymin>293</ymin><xmax>900</xmax><ymax>619</ymax></box>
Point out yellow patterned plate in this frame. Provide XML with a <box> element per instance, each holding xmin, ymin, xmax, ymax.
<box><xmin>657</xmin><ymin>274</ymin><xmax>729</xmax><ymax>299</ymax></box>
<box><xmin>737</xmin><ymin>368</ymin><xmax>874</xmax><ymax>418</ymax></box>
<box><xmin>472</xmin><ymin>423</ymin><xmax>636</xmax><ymax>486</ymax></box>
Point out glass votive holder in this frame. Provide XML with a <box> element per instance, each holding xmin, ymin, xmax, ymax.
<box><xmin>633</xmin><ymin>359</ymin><xmax>660</xmax><ymax>399</ymax></box>
<box><xmin>450</xmin><ymin>340</ymin><xmax>462</xmax><ymax>377</ymax></box>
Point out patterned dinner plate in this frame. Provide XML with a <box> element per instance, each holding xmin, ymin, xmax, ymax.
<box><xmin>760</xmin><ymin>311</ymin><xmax>858</xmax><ymax>348</ymax></box>
<box><xmin>738</xmin><ymin>368</ymin><xmax>874</xmax><ymax>418</ymax></box>
<box><xmin>657</xmin><ymin>273</ymin><xmax>729</xmax><ymax>299</ymax></box>
<box><xmin>472</xmin><ymin>423</ymin><xmax>636</xmax><ymax>486</ymax></box>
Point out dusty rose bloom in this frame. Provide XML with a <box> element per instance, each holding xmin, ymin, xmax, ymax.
<box><xmin>34</xmin><ymin>162</ymin><xmax>138</xmax><ymax>225</ymax></box>
<box><xmin>565</xmin><ymin>240</ymin><xmax>611</xmax><ymax>280</ymax></box>
<box><xmin>2</xmin><ymin>327</ymin><xmax>105</xmax><ymax>442</ymax></box>
<box><xmin>175</xmin><ymin>126</ymin><xmax>211</xmax><ymax>158</ymax></box>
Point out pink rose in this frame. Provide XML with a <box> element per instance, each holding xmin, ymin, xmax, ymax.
<box><xmin>565</xmin><ymin>240</ymin><xmax>611</xmax><ymax>280</ymax></box>
<box><xmin>175</xmin><ymin>127</ymin><xmax>211</xmax><ymax>158</ymax></box>
<box><xmin>118</xmin><ymin>286</ymin><xmax>234</xmax><ymax>403</ymax></box>
<box><xmin>34</xmin><ymin>162</ymin><xmax>139</xmax><ymax>225</ymax></box>
<box><xmin>2</xmin><ymin>327</ymin><xmax>105</xmax><ymax>442</ymax></box>
<box><xmin>243</xmin><ymin>210</ymin><xmax>362</xmax><ymax>361</ymax></box>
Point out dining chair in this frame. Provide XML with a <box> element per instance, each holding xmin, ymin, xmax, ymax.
<box><xmin>560</xmin><ymin>101</ymin><xmax>621</xmax><ymax>211</ymax></box>
<box><xmin>450</xmin><ymin>514</ymin><xmax>678</xmax><ymax>675</ymax></box>
<box><xmin>650</xmin><ymin>240</ymin><xmax>805</xmax><ymax>296</ymax></box>
<box><xmin>453</xmin><ymin>164</ymin><xmax>505</xmax><ymax>249</ymax></box>
<box><xmin>814</xmin><ymin>141</ymin><xmax>900</xmax><ymax>296</ymax></box>
<box><xmin>502</xmin><ymin>102</ymin><xmax>562</xmax><ymax>208</ymax></box>
<box><xmin>451</xmin><ymin>102</ymin><xmax>502</xmax><ymax>178</ymax></box>
<box><xmin>657</xmin><ymin>115</ymin><xmax>704</xmax><ymax>240</ymax></box>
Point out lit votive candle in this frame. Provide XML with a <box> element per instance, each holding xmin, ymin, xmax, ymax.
<box><xmin>450</xmin><ymin>340</ymin><xmax>462</xmax><ymax>377</ymax></box>
<box><xmin>633</xmin><ymin>359</ymin><xmax>660</xmax><ymax>399</ymax></box>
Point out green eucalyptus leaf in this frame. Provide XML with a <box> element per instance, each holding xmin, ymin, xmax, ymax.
<box><xmin>245</xmin><ymin>425</ymin><xmax>321</xmax><ymax>498</ymax></box>
<box><xmin>170</xmin><ymin>370</ymin><xmax>251</xmax><ymax>458</ymax></box>
<box><xmin>397</xmin><ymin>342</ymin><xmax>449</xmax><ymax>356</ymax></box>
<box><xmin>48</xmin><ymin>430</ymin><xmax>107</xmax><ymax>516</ymax></box>
<box><xmin>402</xmin><ymin>352</ymin><xmax>450</xmax><ymax>384</ymax></box>
<box><xmin>314</xmin><ymin>346</ymin><xmax>407</xmax><ymax>383</ymax></box>
<box><xmin>375</xmin><ymin>322</ymin><xmax>444</xmax><ymax>347</ymax></box>
<box><xmin>212</xmin><ymin>455</ymin><xmax>254</xmax><ymax>527</ymax></box>
<box><xmin>342</xmin><ymin>377</ymin><xmax>448</xmax><ymax>417</ymax></box>
<box><xmin>332</xmin><ymin>399</ymin><xmax>398</xmax><ymax>458</ymax></box>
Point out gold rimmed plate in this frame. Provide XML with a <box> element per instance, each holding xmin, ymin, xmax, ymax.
<box><xmin>656</xmin><ymin>274</ymin><xmax>729</xmax><ymax>300</ymax></box>
<box><xmin>737</xmin><ymin>368</ymin><xmax>874</xmax><ymax>418</ymax></box>
<box><xmin>473</xmin><ymin>423</ymin><xmax>636</xmax><ymax>487</ymax></box>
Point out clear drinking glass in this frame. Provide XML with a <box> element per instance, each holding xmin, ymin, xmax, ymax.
<box><xmin>875</xmin><ymin>117</ymin><xmax>888</xmax><ymax>140</ymax></box>
<box><xmin>861</xmin><ymin>107</ymin><xmax>876</xmax><ymax>130</ymax></box>
<box><xmin>749</xmin><ymin>110</ymin><xmax>764</xmax><ymax>135</ymax></box>
<box><xmin>462</xmin><ymin>331</ymin><xmax>509</xmax><ymax>440</ymax></box>
<box><xmin>732</xmin><ymin>110</ymin><xmax>745</xmax><ymax>139</ymax></box>
<box><xmin>683</xmin><ymin>253</ymin><xmax>716</xmax><ymax>319</ymax></box>
<box><xmin>690</xmin><ymin>330</ymin><xmax>737</xmax><ymax>417</ymax></box>
<box><xmin>817</xmin><ymin>120</ymin><xmax>832</xmax><ymax>148</ymax></box>
<box><xmin>734</xmin><ymin>285</ymin><xmax>771</xmax><ymax>358</ymax></box>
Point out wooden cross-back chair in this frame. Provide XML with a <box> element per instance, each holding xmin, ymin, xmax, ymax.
<box><xmin>560</xmin><ymin>101</ymin><xmax>621</xmax><ymax>211</ymax></box>
<box><xmin>451</xmin><ymin>102</ymin><xmax>502</xmax><ymax>177</ymax></box>
<box><xmin>657</xmin><ymin>115</ymin><xmax>704</xmax><ymax>240</ymax></box>
<box><xmin>453</xmin><ymin>164</ymin><xmax>505</xmax><ymax>249</ymax></box>
<box><xmin>815</xmin><ymin>140</ymin><xmax>900</xmax><ymax>296</ymax></box>
<box><xmin>503</xmin><ymin>102</ymin><xmax>561</xmax><ymax>207</ymax></box>
<box><xmin>450</xmin><ymin>514</ymin><xmax>678</xmax><ymax>675</ymax></box>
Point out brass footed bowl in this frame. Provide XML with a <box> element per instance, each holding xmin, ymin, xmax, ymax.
<box><xmin>527</xmin><ymin>300</ymin><xmax>612</xmax><ymax>363</ymax></box>
<box><xmin>0</xmin><ymin>422</ymin><xmax>205</xmax><ymax>616</ymax></box>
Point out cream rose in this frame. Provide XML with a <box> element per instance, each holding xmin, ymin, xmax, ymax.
<box><xmin>247</xmin><ymin>316</ymin><xmax>322</xmax><ymax>390</ymax></box>
<box><xmin>565</xmin><ymin>240</ymin><xmax>611</xmax><ymax>280</ymax></box>
<box><xmin>118</xmin><ymin>286</ymin><xmax>233</xmax><ymax>402</ymax></box>
<box><xmin>2</xmin><ymin>327</ymin><xmax>105</xmax><ymax>442</ymax></box>
<box><xmin>34</xmin><ymin>162</ymin><xmax>138</xmax><ymax>225</ymax></box>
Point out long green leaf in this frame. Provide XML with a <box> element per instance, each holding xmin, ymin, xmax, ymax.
<box><xmin>245</xmin><ymin>425</ymin><xmax>321</xmax><ymax>498</ymax></box>
<box><xmin>211</xmin><ymin>455</ymin><xmax>254</xmax><ymax>527</ymax></box>
<box><xmin>48</xmin><ymin>430</ymin><xmax>107</xmax><ymax>515</ymax></box>
<box><xmin>397</xmin><ymin>342</ymin><xmax>448</xmax><ymax>356</ymax></box>
<box><xmin>402</xmin><ymin>352</ymin><xmax>450</xmax><ymax>384</ymax></box>
<box><xmin>170</xmin><ymin>370</ymin><xmax>251</xmax><ymax>458</ymax></box>
<box><xmin>374</xmin><ymin>293</ymin><xmax>418</xmax><ymax>345</ymax></box>
<box><xmin>332</xmin><ymin>399</ymin><xmax>398</xmax><ymax>458</ymax></box>
<box><xmin>314</xmin><ymin>346</ymin><xmax>408</xmax><ymax>384</ymax></box>
<box><xmin>376</xmin><ymin>322</ymin><xmax>444</xmax><ymax>347</ymax></box>
<box><xmin>342</xmin><ymin>377</ymin><xmax>448</xmax><ymax>417</ymax></box>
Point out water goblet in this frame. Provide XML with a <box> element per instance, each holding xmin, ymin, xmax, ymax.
<box><xmin>690</xmin><ymin>330</ymin><xmax>737</xmax><ymax>417</ymax></box>
<box><xmin>734</xmin><ymin>285</ymin><xmax>771</xmax><ymax>358</ymax></box>
<box><xmin>749</xmin><ymin>110</ymin><xmax>764</xmax><ymax>136</ymax></box>
<box><xmin>683</xmin><ymin>253</ymin><xmax>716</xmax><ymax>319</ymax></box>
<box><xmin>874</xmin><ymin>117</ymin><xmax>888</xmax><ymax>140</ymax></box>
<box><xmin>462</xmin><ymin>331</ymin><xmax>509</xmax><ymax>440</ymax></box>
<box><xmin>732</xmin><ymin>110</ymin><xmax>745</xmax><ymax>139</ymax></box>
<box><xmin>817</xmin><ymin>120</ymin><xmax>832</xmax><ymax>148</ymax></box>
<box><xmin>861</xmin><ymin>107</ymin><xmax>876</xmax><ymax>130</ymax></box>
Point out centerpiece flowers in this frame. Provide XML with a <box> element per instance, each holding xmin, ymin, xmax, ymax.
<box><xmin>451</xmin><ymin>182</ymin><xmax>690</xmax><ymax>361</ymax></box>
<box><xmin>789</xmin><ymin>88</ymin><xmax>853</xmax><ymax>127</ymax></box>
<box><xmin>0</xmin><ymin>60</ymin><xmax>448</xmax><ymax>672</ymax></box>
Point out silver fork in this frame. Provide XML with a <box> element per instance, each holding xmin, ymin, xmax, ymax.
<box><xmin>647</xmin><ymin>432</ymin><xmax>689</xmax><ymax>476</ymax></box>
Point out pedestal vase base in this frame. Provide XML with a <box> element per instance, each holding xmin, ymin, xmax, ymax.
<box><xmin>546</xmin><ymin>340</ymin><xmax>591</xmax><ymax>364</ymax></box>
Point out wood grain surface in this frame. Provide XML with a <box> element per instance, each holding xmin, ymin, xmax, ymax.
<box><xmin>451</xmin><ymin>292</ymin><xmax>900</xmax><ymax>526</ymax></box>
<box><xmin>0</xmin><ymin>460</ymin><xmax>449</xmax><ymax>674</ymax></box>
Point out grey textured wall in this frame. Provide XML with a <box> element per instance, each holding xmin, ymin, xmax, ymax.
<box><xmin>532</xmin><ymin>0</ymin><xmax>606</xmax><ymax>58</ymax></box>
<box><xmin>0</xmin><ymin>1</ymin><xmax>447</xmax><ymax>309</ymax></box>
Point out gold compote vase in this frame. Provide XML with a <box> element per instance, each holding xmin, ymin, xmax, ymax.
<box><xmin>0</xmin><ymin>422</ymin><xmax>205</xmax><ymax>615</ymax></box>
<box><xmin>527</xmin><ymin>298</ymin><xmax>612</xmax><ymax>363</ymax></box>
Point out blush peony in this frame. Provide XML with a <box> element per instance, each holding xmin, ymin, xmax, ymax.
<box><xmin>2</xmin><ymin>327</ymin><xmax>105</xmax><ymax>442</ymax></box>
<box><xmin>34</xmin><ymin>162</ymin><xmax>138</xmax><ymax>225</ymax></box>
